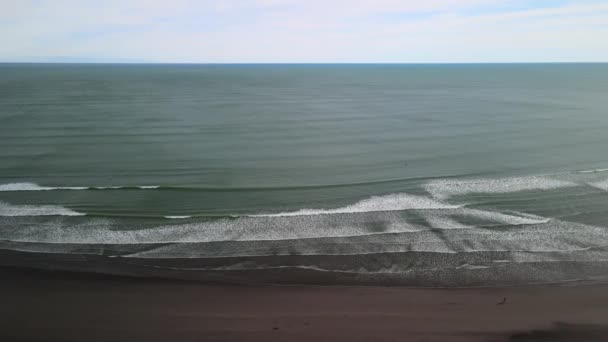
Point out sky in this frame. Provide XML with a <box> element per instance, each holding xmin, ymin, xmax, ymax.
<box><xmin>1</xmin><ymin>0</ymin><xmax>608</xmax><ymax>63</ymax></box>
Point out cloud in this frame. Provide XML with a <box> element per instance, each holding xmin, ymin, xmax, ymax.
<box><xmin>1</xmin><ymin>0</ymin><xmax>607</xmax><ymax>62</ymax></box>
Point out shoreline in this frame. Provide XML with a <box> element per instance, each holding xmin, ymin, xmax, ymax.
<box><xmin>3</xmin><ymin>263</ymin><xmax>608</xmax><ymax>289</ymax></box>
<box><xmin>3</xmin><ymin>249</ymin><xmax>608</xmax><ymax>288</ymax></box>
<box><xmin>2</xmin><ymin>266</ymin><xmax>608</xmax><ymax>341</ymax></box>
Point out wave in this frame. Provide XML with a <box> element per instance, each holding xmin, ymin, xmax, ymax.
<box><xmin>0</xmin><ymin>169</ymin><xmax>601</xmax><ymax>195</ymax></box>
<box><xmin>416</xmin><ymin>208</ymin><xmax>549</xmax><ymax>230</ymax></box>
<box><xmin>122</xmin><ymin>241</ymin><xmax>606</xmax><ymax>260</ymax></box>
<box><xmin>0</xmin><ymin>201</ymin><xmax>85</xmax><ymax>217</ymax></box>
<box><xmin>579</xmin><ymin>168</ymin><xmax>608</xmax><ymax>173</ymax></box>
<box><xmin>153</xmin><ymin>263</ymin><xmax>496</xmax><ymax>274</ymax></box>
<box><xmin>418</xmin><ymin>212</ymin><xmax>471</xmax><ymax>229</ymax></box>
<box><xmin>164</xmin><ymin>215</ymin><xmax>192</xmax><ymax>219</ymax></box>
<box><xmin>0</xmin><ymin>209</ymin><xmax>601</xmax><ymax>247</ymax></box>
<box><xmin>3</xmin><ymin>239</ymin><xmax>605</xmax><ymax>260</ymax></box>
<box><xmin>250</xmin><ymin>193</ymin><xmax>462</xmax><ymax>217</ymax></box>
<box><xmin>0</xmin><ymin>182</ymin><xmax>88</xmax><ymax>191</ymax></box>
<box><xmin>455</xmin><ymin>263</ymin><xmax>490</xmax><ymax>270</ymax></box>
<box><xmin>130</xmin><ymin>258</ymin><xmax>608</xmax><ymax>275</ymax></box>
<box><xmin>588</xmin><ymin>179</ymin><xmax>608</xmax><ymax>191</ymax></box>
<box><xmin>424</xmin><ymin>175</ymin><xmax>577</xmax><ymax>199</ymax></box>
<box><xmin>465</xmin><ymin>208</ymin><xmax>551</xmax><ymax>225</ymax></box>
<box><xmin>0</xmin><ymin>177</ymin><xmax>432</xmax><ymax>193</ymax></box>
<box><xmin>0</xmin><ymin>182</ymin><xmax>162</xmax><ymax>191</ymax></box>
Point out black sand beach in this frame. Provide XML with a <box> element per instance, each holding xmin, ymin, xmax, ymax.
<box><xmin>2</xmin><ymin>267</ymin><xmax>608</xmax><ymax>342</ymax></box>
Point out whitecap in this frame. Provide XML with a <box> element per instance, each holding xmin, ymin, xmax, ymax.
<box><xmin>249</xmin><ymin>193</ymin><xmax>461</xmax><ymax>217</ymax></box>
<box><xmin>456</xmin><ymin>264</ymin><xmax>489</xmax><ymax>270</ymax></box>
<box><xmin>588</xmin><ymin>179</ymin><xmax>608</xmax><ymax>191</ymax></box>
<box><xmin>463</xmin><ymin>208</ymin><xmax>551</xmax><ymax>225</ymax></box>
<box><xmin>0</xmin><ymin>201</ymin><xmax>85</xmax><ymax>217</ymax></box>
<box><xmin>579</xmin><ymin>168</ymin><xmax>608</xmax><ymax>174</ymax></box>
<box><xmin>0</xmin><ymin>182</ymin><xmax>88</xmax><ymax>191</ymax></box>
<box><xmin>0</xmin><ymin>182</ymin><xmax>163</xmax><ymax>191</ymax></box>
<box><xmin>424</xmin><ymin>176</ymin><xmax>577</xmax><ymax>200</ymax></box>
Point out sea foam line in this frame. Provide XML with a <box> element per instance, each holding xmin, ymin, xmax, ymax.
<box><xmin>140</xmin><ymin>263</ymin><xmax>496</xmax><ymax>274</ymax></box>
<box><xmin>424</xmin><ymin>176</ymin><xmax>577</xmax><ymax>200</ymax></box>
<box><xmin>1</xmin><ymin>207</ymin><xmax>605</xmax><ymax>251</ymax></box>
<box><xmin>0</xmin><ymin>201</ymin><xmax>85</xmax><ymax>217</ymax></box>
<box><xmin>249</xmin><ymin>193</ymin><xmax>462</xmax><ymax>217</ymax></box>
<box><xmin>579</xmin><ymin>168</ymin><xmax>608</xmax><ymax>174</ymax></box>
<box><xmin>0</xmin><ymin>182</ymin><xmax>87</xmax><ymax>191</ymax></box>
<box><xmin>588</xmin><ymin>179</ymin><xmax>608</xmax><ymax>191</ymax></box>
<box><xmin>0</xmin><ymin>182</ymin><xmax>161</xmax><ymax>191</ymax></box>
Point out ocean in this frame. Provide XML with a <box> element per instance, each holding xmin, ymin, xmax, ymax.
<box><xmin>1</xmin><ymin>63</ymin><xmax>608</xmax><ymax>286</ymax></box>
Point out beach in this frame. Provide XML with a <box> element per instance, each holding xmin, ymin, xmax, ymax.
<box><xmin>2</xmin><ymin>267</ymin><xmax>608</xmax><ymax>342</ymax></box>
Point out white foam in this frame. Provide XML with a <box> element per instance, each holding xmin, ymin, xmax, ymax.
<box><xmin>0</xmin><ymin>201</ymin><xmax>85</xmax><ymax>217</ymax></box>
<box><xmin>0</xmin><ymin>208</ymin><xmax>597</xmax><ymax>246</ymax></box>
<box><xmin>164</xmin><ymin>215</ymin><xmax>192</xmax><ymax>219</ymax></box>
<box><xmin>588</xmin><ymin>179</ymin><xmax>608</xmax><ymax>191</ymax></box>
<box><xmin>0</xmin><ymin>182</ymin><xmax>163</xmax><ymax>191</ymax></box>
<box><xmin>579</xmin><ymin>168</ymin><xmax>608</xmax><ymax>173</ymax></box>
<box><xmin>463</xmin><ymin>208</ymin><xmax>551</xmax><ymax>225</ymax></box>
<box><xmin>0</xmin><ymin>185</ymin><xmax>604</xmax><ymax>263</ymax></box>
<box><xmin>155</xmin><ymin>263</ymin><xmax>498</xmax><ymax>274</ymax></box>
<box><xmin>250</xmin><ymin>193</ymin><xmax>461</xmax><ymax>217</ymax></box>
<box><xmin>424</xmin><ymin>176</ymin><xmax>577</xmax><ymax>200</ymax></box>
<box><xmin>124</xmin><ymin>241</ymin><xmax>608</xmax><ymax>260</ymax></box>
<box><xmin>125</xmin><ymin>245</ymin><xmax>454</xmax><ymax>259</ymax></box>
<box><xmin>417</xmin><ymin>208</ymin><xmax>549</xmax><ymax>230</ymax></box>
<box><xmin>456</xmin><ymin>264</ymin><xmax>490</xmax><ymax>270</ymax></box>
<box><xmin>4</xmin><ymin>213</ymin><xmax>608</xmax><ymax>270</ymax></box>
<box><xmin>418</xmin><ymin>212</ymin><xmax>471</xmax><ymax>229</ymax></box>
<box><xmin>0</xmin><ymin>182</ymin><xmax>88</xmax><ymax>191</ymax></box>
<box><xmin>0</xmin><ymin>210</ymin><xmax>425</xmax><ymax>244</ymax></box>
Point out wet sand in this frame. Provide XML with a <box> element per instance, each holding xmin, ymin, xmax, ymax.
<box><xmin>1</xmin><ymin>267</ymin><xmax>608</xmax><ymax>342</ymax></box>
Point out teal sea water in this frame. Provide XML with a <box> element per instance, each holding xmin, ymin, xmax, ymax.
<box><xmin>1</xmin><ymin>63</ymin><xmax>608</xmax><ymax>285</ymax></box>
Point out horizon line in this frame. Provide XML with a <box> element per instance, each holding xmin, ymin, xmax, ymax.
<box><xmin>1</xmin><ymin>61</ymin><xmax>607</xmax><ymax>65</ymax></box>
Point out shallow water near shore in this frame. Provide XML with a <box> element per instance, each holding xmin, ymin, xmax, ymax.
<box><xmin>2</xmin><ymin>63</ymin><xmax>608</xmax><ymax>286</ymax></box>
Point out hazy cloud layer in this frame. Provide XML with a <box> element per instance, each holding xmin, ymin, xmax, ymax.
<box><xmin>2</xmin><ymin>0</ymin><xmax>607</xmax><ymax>62</ymax></box>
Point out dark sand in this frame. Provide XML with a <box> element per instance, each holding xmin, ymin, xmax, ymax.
<box><xmin>2</xmin><ymin>267</ymin><xmax>608</xmax><ymax>342</ymax></box>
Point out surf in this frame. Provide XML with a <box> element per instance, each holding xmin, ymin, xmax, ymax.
<box><xmin>0</xmin><ymin>201</ymin><xmax>85</xmax><ymax>217</ymax></box>
<box><xmin>249</xmin><ymin>193</ymin><xmax>462</xmax><ymax>217</ymax></box>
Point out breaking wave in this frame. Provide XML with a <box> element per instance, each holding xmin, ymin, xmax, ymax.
<box><xmin>0</xmin><ymin>183</ymin><xmax>88</xmax><ymax>191</ymax></box>
<box><xmin>579</xmin><ymin>168</ymin><xmax>608</xmax><ymax>173</ymax></box>
<box><xmin>424</xmin><ymin>175</ymin><xmax>577</xmax><ymax>199</ymax></box>
<box><xmin>0</xmin><ymin>201</ymin><xmax>85</xmax><ymax>217</ymax></box>
<box><xmin>0</xmin><ymin>182</ymin><xmax>161</xmax><ymax>191</ymax></box>
<box><xmin>588</xmin><ymin>179</ymin><xmax>608</xmax><ymax>191</ymax></box>
<box><xmin>250</xmin><ymin>193</ymin><xmax>461</xmax><ymax>217</ymax></box>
